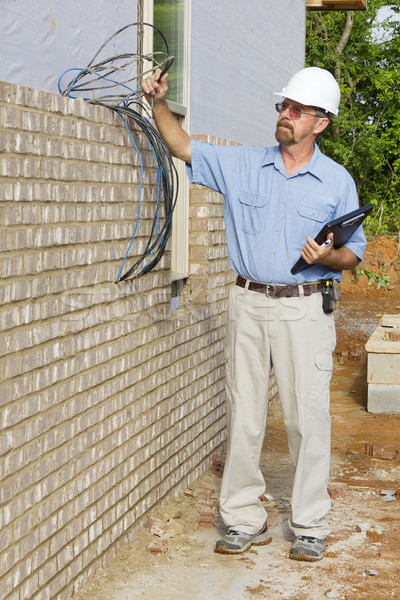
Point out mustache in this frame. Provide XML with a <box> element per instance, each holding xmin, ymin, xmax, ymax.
<box><xmin>277</xmin><ymin>119</ymin><xmax>294</xmax><ymax>132</ymax></box>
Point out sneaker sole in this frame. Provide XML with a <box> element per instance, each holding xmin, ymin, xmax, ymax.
<box><xmin>215</xmin><ymin>535</ymin><xmax>272</xmax><ymax>555</ymax></box>
<box><xmin>288</xmin><ymin>551</ymin><xmax>323</xmax><ymax>562</ymax></box>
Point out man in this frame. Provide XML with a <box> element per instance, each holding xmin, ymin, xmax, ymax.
<box><xmin>142</xmin><ymin>67</ymin><xmax>366</xmax><ymax>561</ymax></box>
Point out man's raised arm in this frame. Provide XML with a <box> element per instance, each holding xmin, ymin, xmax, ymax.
<box><xmin>142</xmin><ymin>69</ymin><xmax>191</xmax><ymax>164</ymax></box>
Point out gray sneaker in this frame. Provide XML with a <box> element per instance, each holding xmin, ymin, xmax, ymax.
<box><xmin>289</xmin><ymin>536</ymin><xmax>326</xmax><ymax>561</ymax></box>
<box><xmin>215</xmin><ymin>521</ymin><xmax>272</xmax><ymax>554</ymax></box>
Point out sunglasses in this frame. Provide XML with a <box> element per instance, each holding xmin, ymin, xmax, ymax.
<box><xmin>275</xmin><ymin>102</ymin><xmax>322</xmax><ymax>120</ymax></box>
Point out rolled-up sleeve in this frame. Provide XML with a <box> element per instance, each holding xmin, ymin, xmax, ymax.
<box><xmin>333</xmin><ymin>177</ymin><xmax>367</xmax><ymax>261</ymax></box>
<box><xmin>186</xmin><ymin>139</ymin><xmax>241</xmax><ymax>196</ymax></box>
<box><xmin>344</xmin><ymin>228</ymin><xmax>367</xmax><ymax>262</ymax></box>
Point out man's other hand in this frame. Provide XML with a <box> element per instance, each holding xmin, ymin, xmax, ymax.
<box><xmin>142</xmin><ymin>69</ymin><xmax>169</xmax><ymax>105</ymax></box>
<box><xmin>301</xmin><ymin>233</ymin><xmax>334</xmax><ymax>265</ymax></box>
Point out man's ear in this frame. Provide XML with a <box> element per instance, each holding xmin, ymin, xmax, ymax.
<box><xmin>314</xmin><ymin>117</ymin><xmax>330</xmax><ymax>135</ymax></box>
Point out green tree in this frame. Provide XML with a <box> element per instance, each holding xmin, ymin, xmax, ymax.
<box><xmin>306</xmin><ymin>1</ymin><xmax>400</xmax><ymax>235</ymax></box>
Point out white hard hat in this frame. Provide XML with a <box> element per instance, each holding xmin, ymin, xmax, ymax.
<box><xmin>273</xmin><ymin>67</ymin><xmax>341</xmax><ymax>116</ymax></box>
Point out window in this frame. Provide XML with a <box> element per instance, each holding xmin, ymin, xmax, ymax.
<box><xmin>154</xmin><ymin>0</ymin><xmax>186</xmax><ymax>106</ymax></box>
<box><xmin>141</xmin><ymin>0</ymin><xmax>191</xmax><ymax>284</ymax></box>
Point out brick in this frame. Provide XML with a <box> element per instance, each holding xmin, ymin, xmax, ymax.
<box><xmin>0</xmin><ymin>81</ymin><xmax>16</xmax><ymax>103</ymax></box>
<box><xmin>38</xmin><ymin>556</ymin><xmax>57</xmax><ymax>587</ymax></box>
<box><xmin>147</xmin><ymin>539</ymin><xmax>168</xmax><ymax>556</ymax></box>
<box><xmin>0</xmin><ymin>106</ymin><xmax>22</xmax><ymax>128</ymax></box>
<box><xmin>0</xmin><ymin>545</ymin><xmax>19</xmax><ymax>577</ymax></box>
<box><xmin>32</xmin><ymin>88</ymin><xmax>52</xmax><ymax>111</ymax></box>
<box><xmin>210</xmin><ymin>453</ymin><xmax>225</xmax><ymax>477</ymax></box>
<box><xmin>49</xmin><ymin>570</ymin><xmax>67</xmax><ymax>597</ymax></box>
<box><xmin>199</xmin><ymin>511</ymin><xmax>214</xmax><ymax>523</ymax></box>
<box><xmin>1</xmin><ymin>156</ymin><xmax>23</xmax><ymax>178</ymax></box>
<box><xmin>191</xmin><ymin>217</ymin><xmax>210</xmax><ymax>232</ymax></box>
<box><xmin>0</xmin><ymin>131</ymin><xmax>13</xmax><ymax>153</ymax></box>
<box><xmin>21</xmin><ymin>110</ymin><xmax>42</xmax><ymax>132</ymax></box>
<box><xmin>198</xmin><ymin>520</ymin><xmax>214</xmax><ymax>529</ymax></box>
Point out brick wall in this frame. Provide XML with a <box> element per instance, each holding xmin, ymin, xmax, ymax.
<box><xmin>0</xmin><ymin>82</ymin><xmax>277</xmax><ymax>600</ymax></box>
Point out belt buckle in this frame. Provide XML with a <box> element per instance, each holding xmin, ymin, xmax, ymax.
<box><xmin>265</xmin><ymin>284</ymin><xmax>274</xmax><ymax>298</ymax></box>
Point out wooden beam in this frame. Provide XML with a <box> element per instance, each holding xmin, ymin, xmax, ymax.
<box><xmin>306</xmin><ymin>0</ymin><xmax>367</xmax><ymax>10</ymax></box>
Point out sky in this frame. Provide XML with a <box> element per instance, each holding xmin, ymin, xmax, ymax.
<box><xmin>376</xmin><ymin>4</ymin><xmax>400</xmax><ymax>20</ymax></box>
<box><xmin>373</xmin><ymin>4</ymin><xmax>399</xmax><ymax>40</ymax></box>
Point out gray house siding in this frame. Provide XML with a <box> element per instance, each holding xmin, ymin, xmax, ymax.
<box><xmin>190</xmin><ymin>0</ymin><xmax>306</xmax><ymax>146</ymax></box>
<box><xmin>0</xmin><ymin>0</ymin><xmax>137</xmax><ymax>94</ymax></box>
<box><xmin>1</xmin><ymin>0</ymin><xmax>305</xmax><ymax>146</ymax></box>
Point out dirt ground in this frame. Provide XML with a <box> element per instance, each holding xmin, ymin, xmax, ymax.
<box><xmin>72</xmin><ymin>237</ymin><xmax>400</xmax><ymax>600</ymax></box>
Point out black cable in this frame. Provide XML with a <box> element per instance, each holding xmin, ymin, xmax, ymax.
<box><xmin>58</xmin><ymin>23</ymin><xmax>178</xmax><ymax>282</ymax></box>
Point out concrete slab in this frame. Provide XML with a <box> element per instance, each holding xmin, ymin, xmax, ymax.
<box><xmin>367</xmin><ymin>383</ymin><xmax>400</xmax><ymax>413</ymax></box>
<box><xmin>381</xmin><ymin>314</ymin><xmax>400</xmax><ymax>328</ymax></box>
<box><xmin>367</xmin><ymin>352</ymin><xmax>400</xmax><ymax>384</ymax></box>
<box><xmin>366</xmin><ymin>326</ymin><xmax>400</xmax><ymax>354</ymax></box>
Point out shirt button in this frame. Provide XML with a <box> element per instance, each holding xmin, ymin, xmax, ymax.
<box><xmin>312</xmin><ymin>213</ymin><xmax>316</xmax><ymax>217</ymax></box>
<box><xmin>250</xmin><ymin>200</ymin><xmax>254</xmax><ymax>204</ymax></box>
<box><xmin>275</xmin><ymin>228</ymin><xmax>279</xmax><ymax>232</ymax></box>
<box><xmin>271</xmin><ymin>252</ymin><xmax>274</xmax><ymax>256</ymax></box>
<box><xmin>281</xmin><ymin>202</ymin><xmax>285</xmax><ymax>206</ymax></box>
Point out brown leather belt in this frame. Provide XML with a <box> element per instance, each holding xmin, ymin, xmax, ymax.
<box><xmin>236</xmin><ymin>275</ymin><xmax>322</xmax><ymax>298</ymax></box>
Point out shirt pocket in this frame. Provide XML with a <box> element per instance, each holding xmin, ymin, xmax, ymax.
<box><xmin>297</xmin><ymin>204</ymin><xmax>331</xmax><ymax>240</ymax></box>
<box><xmin>239</xmin><ymin>192</ymin><xmax>268</xmax><ymax>235</ymax></box>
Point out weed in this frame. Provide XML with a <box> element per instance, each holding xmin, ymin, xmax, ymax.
<box><xmin>354</xmin><ymin>266</ymin><xmax>391</xmax><ymax>289</ymax></box>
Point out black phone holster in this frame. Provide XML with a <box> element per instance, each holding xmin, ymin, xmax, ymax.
<box><xmin>322</xmin><ymin>279</ymin><xmax>341</xmax><ymax>314</ymax></box>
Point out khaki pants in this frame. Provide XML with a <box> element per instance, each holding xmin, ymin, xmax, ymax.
<box><xmin>220</xmin><ymin>284</ymin><xmax>336</xmax><ymax>539</ymax></box>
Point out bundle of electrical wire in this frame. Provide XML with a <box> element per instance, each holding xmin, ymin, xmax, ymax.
<box><xmin>58</xmin><ymin>23</ymin><xmax>178</xmax><ymax>282</ymax></box>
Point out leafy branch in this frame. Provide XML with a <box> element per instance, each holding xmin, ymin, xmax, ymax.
<box><xmin>354</xmin><ymin>266</ymin><xmax>392</xmax><ymax>289</ymax></box>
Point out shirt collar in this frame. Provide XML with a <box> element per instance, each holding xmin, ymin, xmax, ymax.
<box><xmin>262</xmin><ymin>144</ymin><xmax>325</xmax><ymax>182</ymax></box>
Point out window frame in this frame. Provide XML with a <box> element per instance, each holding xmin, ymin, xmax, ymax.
<box><xmin>142</xmin><ymin>0</ymin><xmax>191</xmax><ymax>281</ymax></box>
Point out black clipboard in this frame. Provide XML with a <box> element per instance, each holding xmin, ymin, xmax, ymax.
<box><xmin>291</xmin><ymin>203</ymin><xmax>373</xmax><ymax>275</ymax></box>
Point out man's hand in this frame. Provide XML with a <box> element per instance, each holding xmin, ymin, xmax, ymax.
<box><xmin>301</xmin><ymin>233</ymin><xmax>360</xmax><ymax>271</ymax></box>
<box><xmin>140</xmin><ymin>68</ymin><xmax>191</xmax><ymax>164</ymax></box>
<box><xmin>142</xmin><ymin>69</ymin><xmax>168</xmax><ymax>105</ymax></box>
<box><xmin>301</xmin><ymin>233</ymin><xmax>334</xmax><ymax>266</ymax></box>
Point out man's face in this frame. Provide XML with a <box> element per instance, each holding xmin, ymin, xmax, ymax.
<box><xmin>275</xmin><ymin>98</ymin><xmax>321</xmax><ymax>146</ymax></box>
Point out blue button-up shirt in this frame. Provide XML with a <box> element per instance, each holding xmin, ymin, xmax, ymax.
<box><xmin>187</xmin><ymin>140</ymin><xmax>366</xmax><ymax>284</ymax></box>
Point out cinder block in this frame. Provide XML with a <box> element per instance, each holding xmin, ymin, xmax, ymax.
<box><xmin>368</xmin><ymin>352</ymin><xmax>400</xmax><ymax>385</ymax></box>
<box><xmin>368</xmin><ymin>383</ymin><xmax>400</xmax><ymax>414</ymax></box>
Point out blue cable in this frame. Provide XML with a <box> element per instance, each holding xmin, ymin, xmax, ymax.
<box><xmin>58</xmin><ymin>68</ymin><xmax>86</xmax><ymax>97</ymax></box>
<box><xmin>59</xmin><ymin>67</ymin><xmax>137</xmax><ymax>101</ymax></box>
<box><xmin>139</xmin><ymin>164</ymin><xmax>162</xmax><ymax>272</ymax></box>
<box><xmin>115</xmin><ymin>112</ymin><xmax>144</xmax><ymax>282</ymax></box>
